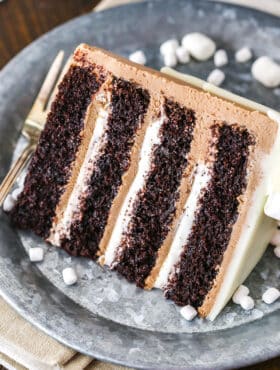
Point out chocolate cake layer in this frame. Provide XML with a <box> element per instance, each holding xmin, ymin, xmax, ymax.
<box><xmin>61</xmin><ymin>77</ymin><xmax>150</xmax><ymax>258</ymax></box>
<box><xmin>11</xmin><ymin>66</ymin><xmax>103</xmax><ymax>237</ymax></box>
<box><xmin>165</xmin><ymin>124</ymin><xmax>254</xmax><ymax>307</ymax></box>
<box><xmin>114</xmin><ymin>99</ymin><xmax>195</xmax><ymax>288</ymax></box>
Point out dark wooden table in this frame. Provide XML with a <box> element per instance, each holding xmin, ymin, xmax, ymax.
<box><xmin>0</xmin><ymin>1</ymin><xmax>279</xmax><ymax>369</ymax></box>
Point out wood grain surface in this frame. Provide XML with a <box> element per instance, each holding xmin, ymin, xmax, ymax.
<box><xmin>0</xmin><ymin>1</ymin><xmax>279</xmax><ymax>369</ymax></box>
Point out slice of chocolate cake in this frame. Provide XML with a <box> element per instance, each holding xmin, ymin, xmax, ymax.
<box><xmin>9</xmin><ymin>44</ymin><xmax>280</xmax><ymax>320</ymax></box>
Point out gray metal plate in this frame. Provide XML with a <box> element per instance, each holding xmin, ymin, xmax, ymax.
<box><xmin>0</xmin><ymin>0</ymin><xmax>279</xmax><ymax>368</ymax></box>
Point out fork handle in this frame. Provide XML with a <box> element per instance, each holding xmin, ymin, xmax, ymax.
<box><xmin>0</xmin><ymin>144</ymin><xmax>35</xmax><ymax>206</ymax></box>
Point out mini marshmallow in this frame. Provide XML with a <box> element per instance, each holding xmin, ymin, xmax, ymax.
<box><xmin>62</xmin><ymin>267</ymin><xmax>78</xmax><ymax>286</ymax></box>
<box><xmin>180</xmin><ymin>305</ymin><xmax>197</xmax><ymax>321</ymax></box>
<box><xmin>175</xmin><ymin>46</ymin><xmax>190</xmax><ymax>64</ymax></box>
<box><xmin>274</xmin><ymin>246</ymin><xmax>280</xmax><ymax>258</ymax></box>
<box><xmin>182</xmin><ymin>32</ymin><xmax>216</xmax><ymax>61</ymax></box>
<box><xmin>214</xmin><ymin>49</ymin><xmax>228</xmax><ymax>67</ymax></box>
<box><xmin>129</xmin><ymin>50</ymin><xmax>146</xmax><ymax>65</ymax></box>
<box><xmin>264</xmin><ymin>192</ymin><xmax>280</xmax><ymax>220</ymax></box>
<box><xmin>235</xmin><ymin>47</ymin><xmax>252</xmax><ymax>63</ymax></box>
<box><xmin>270</xmin><ymin>229</ymin><xmax>280</xmax><ymax>246</ymax></box>
<box><xmin>11</xmin><ymin>187</ymin><xmax>23</xmax><ymax>201</ymax></box>
<box><xmin>29</xmin><ymin>247</ymin><xmax>44</xmax><ymax>262</ymax></box>
<box><xmin>2</xmin><ymin>194</ymin><xmax>15</xmax><ymax>212</ymax></box>
<box><xmin>207</xmin><ymin>69</ymin><xmax>225</xmax><ymax>86</ymax></box>
<box><xmin>160</xmin><ymin>39</ymin><xmax>179</xmax><ymax>56</ymax></box>
<box><xmin>240</xmin><ymin>295</ymin><xmax>255</xmax><ymax>311</ymax></box>
<box><xmin>251</xmin><ymin>56</ymin><xmax>280</xmax><ymax>88</ymax></box>
<box><xmin>262</xmin><ymin>287</ymin><xmax>280</xmax><ymax>304</ymax></box>
<box><xmin>163</xmin><ymin>52</ymin><xmax>177</xmax><ymax>68</ymax></box>
<box><xmin>232</xmin><ymin>284</ymin><xmax>250</xmax><ymax>304</ymax></box>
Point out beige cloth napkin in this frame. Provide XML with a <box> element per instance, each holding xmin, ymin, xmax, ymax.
<box><xmin>1</xmin><ymin>0</ymin><xmax>279</xmax><ymax>369</ymax></box>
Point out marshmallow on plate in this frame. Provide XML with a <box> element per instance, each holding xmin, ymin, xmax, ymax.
<box><xmin>129</xmin><ymin>50</ymin><xmax>147</xmax><ymax>65</ymax></box>
<box><xmin>252</xmin><ymin>56</ymin><xmax>280</xmax><ymax>88</ymax></box>
<box><xmin>163</xmin><ymin>52</ymin><xmax>177</xmax><ymax>68</ymax></box>
<box><xmin>29</xmin><ymin>247</ymin><xmax>44</xmax><ymax>262</ymax></box>
<box><xmin>264</xmin><ymin>192</ymin><xmax>280</xmax><ymax>220</ymax></box>
<box><xmin>180</xmin><ymin>305</ymin><xmax>197</xmax><ymax>321</ymax></box>
<box><xmin>214</xmin><ymin>49</ymin><xmax>228</xmax><ymax>67</ymax></box>
<box><xmin>270</xmin><ymin>229</ymin><xmax>280</xmax><ymax>246</ymax></box>
<box><xmin>232</xmin><ymin>284</ymin><xmax>249</xmax><ymax>304</ymax></box>
<box><xmin>235</xmin><ymin>47</ymin><xmax>252</xmax><ymax>63</ymax></box>
<box><xmin>182</xmin><ymin>32</ymin><xmax>216</xmax><ymax>61</ymax></box>
<box><xmin>176</xmin><ymin>46</ymin><xmax>190</xmax><ymax>64</ymax></box>
<box><xmin>160</xmin><ymin>39</ymin><xmax>179</xmax><ymax>56</ymax></box>
<box><xmin>207</xmin><ymin>69</ymin><xmax>225</xmax><ymax>86</ymax></box>
<box><xmin>239</xmin><ymin>295</ymin><xmax>255</xmax><ymax>311</ymax></box>
<box><xmin>274</xmin><ymin>246</ymin><xmax>280</xmax><ymax>258</ymax></box>
<box><xmin>62</xmin><ymin>267</ymin><xmax>78</xmax><ymax>286</ymax></box>
<box><xmin>2</xmin><ymin>194</ymin><xmax>15</xmax><ymax>212</ymax></box>
<box><xmin>262</xmin><ymin>287</ymin><xmax>280</xmax><ymax>304</ymax></box>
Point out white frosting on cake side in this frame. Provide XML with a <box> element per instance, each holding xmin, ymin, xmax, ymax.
<box><xmin>154</xmin><ymin>164</ymin><xmax>211</xmax><ymax>289</ymax></box>
<box><xmin>48</xmin><ymin>91</ymin><xmax>111</xmax><ymax>246</ymax></box>
<box><xmin>104</xmin><ymin>110</ymin><xmax>166</xmax><ymax>267</ymax></box>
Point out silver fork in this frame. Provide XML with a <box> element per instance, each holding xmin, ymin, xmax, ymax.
<box><xmin>0</xmin><ymin>51</ymin><xmax>67</xmax><ymax>206</ymax></box>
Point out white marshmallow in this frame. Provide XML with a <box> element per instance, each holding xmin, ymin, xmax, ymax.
<box><xmin>251</xmin><ymin>56</ymin><xmax>280</xmax><ymax>88</ymax></box>
<box><xmin>214</xmin><ymin>49</ymin><xmax>228</xmax><ymax>67</ymax></box>
<box><xmin>11</xmin><ymin>187</ymin><xmax>23</xmax><ymax>201</ymax></box>
<box><xmin>264</xmin><ymin>192</ymin><xmax>280</xmax><ymax>220</ymax></box>
<box><xmin>62</xmin><ymin>267</ymin><xmax>78</xmax><ymax>286</ymax></box>
<box><xmin>182</xmin><ymin>32</ymin><xmax>216</xmax><ymax>61</ymax></box>
<box><xmin>175</xmin><ymin>46</ymin><xmax>190</xmax><ymax>64</ymax></box>
<box><xmin>235</xmin><ymin>47</ymin><xmax>252</xmax><ymax>63</ymax></box>
<box><xmin>160</xmin><ymin>39</ymin><xmax>179</xmax><ymax>56</ymax></box>
<box><xmin>29</xmin><ymin>247</ymin><xmax>44</xmax><ymax>262</ymax></box>
<box><xmin>163</xmin><ymin>52</ymin><xmax>177</xmax><ymax>68</ymax></box>
<box><xmin>3</xmin><ymin>194</ymin><xmax>15</xmax><ymax>212</ymax></box>
<box><xmin>262</xmin><ymin>287</ymin><xmax>280</xmax><ymax>304</ymax></box>
<box><xmin>129</xmin><ymin>50</ymin><xmax>146</xmax><ymax>65</ymax></box>
<box><xmin>207</xmin><ymin>69</ymin><xmax>225</xmax><ymax>86</ymax></box>
<box><xmin>232</xmin><ymin>284</ymin><xmax>250</xmax><ymax>304</ymax></box>
<box><xmin>239</xmin><ymin>296</ymin><xmax>255</xmax><ymax>310</ymax></box>
<box><xmin>270</xmin><ymin>229</ymin><xmax>280</xmax><ymax>246</ymax></box>
<box><xmin>180</xmin><ymin>305</ymin><xmax>197</xmax><ymax>321</ymax></box>
<box><xmin>274</xmin><ymin>245</ymin><xmax>280</xmax><ymax>258</ymax></box>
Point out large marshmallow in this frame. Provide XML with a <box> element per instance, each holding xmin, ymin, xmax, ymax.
<box><xmin>264</xmin><ymin>192</ymin><xmax>280</xmax><ymax>220</ymax></box>
<box><xmin>251</xmin><ymin>56</ymin><xmax>280</xmax><ymax>88</ymax></box>
<box><xmin>182</xmin><ymin>32</ymin><xmax>216</xmax><ymax>61</ymax></box>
